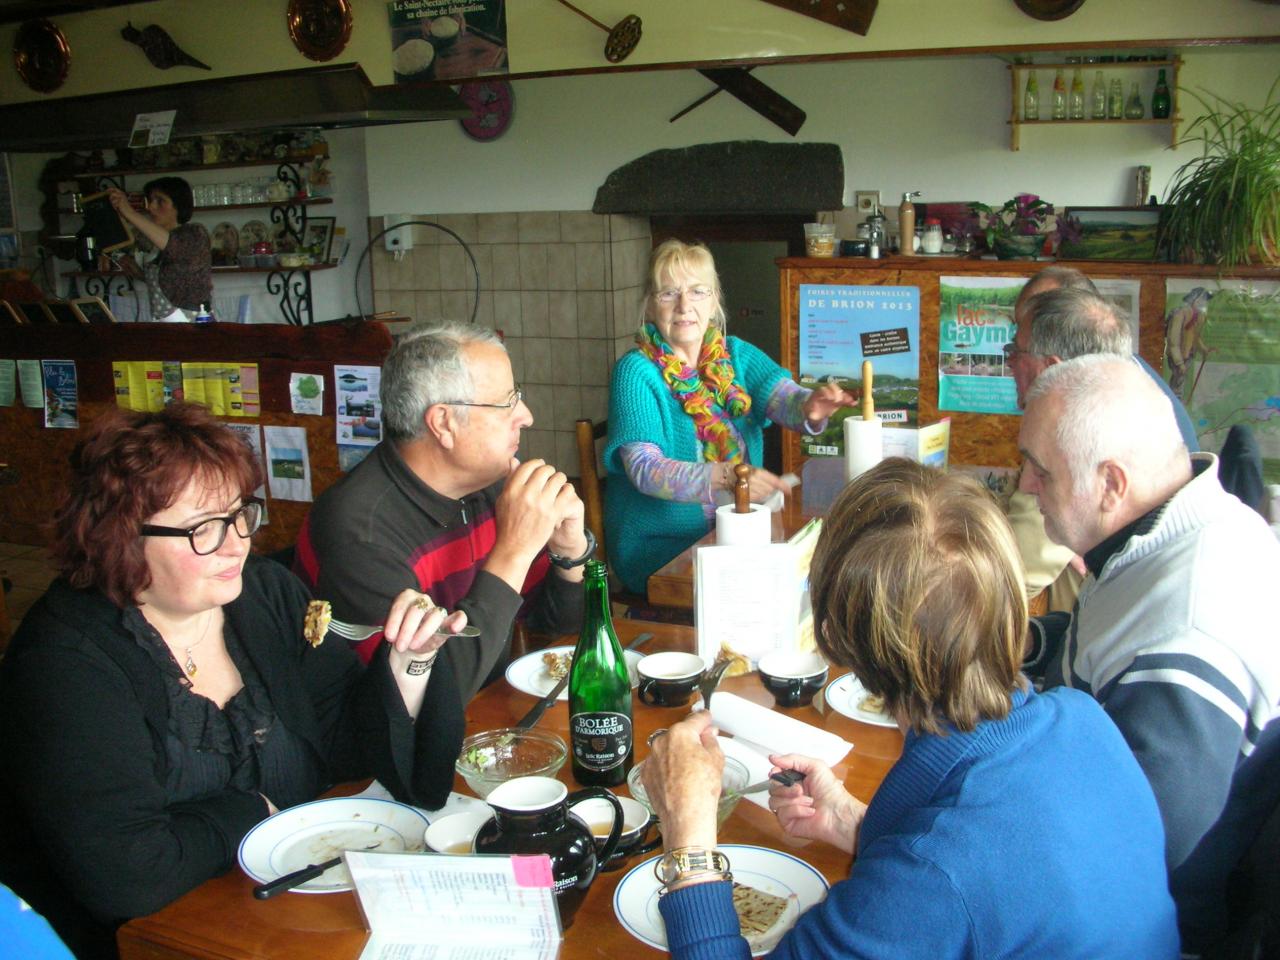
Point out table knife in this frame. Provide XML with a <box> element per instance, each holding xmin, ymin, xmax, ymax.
<box><xmin>515</xmin><ymin>632</ymin><xmax>654</xmax><ymax>729</ymax></box>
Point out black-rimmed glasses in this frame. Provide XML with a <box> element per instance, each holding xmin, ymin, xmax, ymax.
<box><xmin>437</xmin><ymin>386</ymin><xmax>524</xmax><ymax>411</ymax></box>
<box><xmin>140</xmin><ymin>497</ymin><xmax>264</xmax><ymax>555</ymax></box>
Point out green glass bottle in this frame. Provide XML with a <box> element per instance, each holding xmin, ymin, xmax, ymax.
<box><xmin>568</xmin><ymin>560</ymin><xmax>633</xmax><ymax>787</ymax></box>
<box><xmin>1151</xmin><ymin>69</ymin><xmax>1172</xmax><ymax>120</ymax></box>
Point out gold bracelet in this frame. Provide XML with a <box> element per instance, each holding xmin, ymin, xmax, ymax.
<box><xmin>658</xmin><ymin>869</ymin><xmax>733</xmax><ymax>896</ymax></box>
<box><xmin>654</xmin><ymin>847</ymin><xmax>732</xmax><ymax>886</ymax></box>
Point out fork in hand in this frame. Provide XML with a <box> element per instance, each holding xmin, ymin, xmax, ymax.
<box><xmin>327</xmin><ymin>618</ymin><xmax>483</xmax><ymax>643</ymax></box>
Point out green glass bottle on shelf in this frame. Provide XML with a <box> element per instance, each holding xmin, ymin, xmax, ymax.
<box><xmin>568</xmin><ymin>559</ymin><xmax>633</xmax><ymax>788</ymax></box>
<box><xmin>1151</xmin><ymin>69</ymin><xmax>1172</xmax><ymax>119</ymax></box>
<box><xmin>1023</xmin><ymin>71</ymin><xmax>1039</xmax><ymax>121</ymax></box>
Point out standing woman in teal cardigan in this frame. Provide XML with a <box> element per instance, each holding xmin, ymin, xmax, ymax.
<box><xmin>604</xmin><ymin>239</ymin><xmax>856</xmax><ymax>594</ymax></box>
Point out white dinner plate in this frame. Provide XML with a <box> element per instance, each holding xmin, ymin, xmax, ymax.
<box><xmin>613</xmin><ymin>844</ymin><xmax>829</xmax><ymax>956</ymax></box>
<box><xmin>237</xmin><ymin>797</ymin><xmax>429</xmax><ymax>894</ymax></box>
<box><xmin>824</xmin><ymin>673</ymin><xmax>897</xmax><ymax>728</ymax></box>
<box><xmin>504</xmin><ymin>645</ymin><xmax>643</xmax><ymax>701</ymax></box>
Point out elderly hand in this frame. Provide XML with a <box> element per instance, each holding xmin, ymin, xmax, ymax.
<box><xmin>640</xmin><ymin>712</ymin><xmax>723</xmax><ymax>850</ymax></box>
<box><xmin>382</xmin><ymin>588</ymin><xmax>467</xmax><ymax>661</ymax></box>
<box><xmin>720</xmin><ymin>464</ymin><xmax>791</xmax><ymax>504</ymax></box>
<box><xmin>802</xmin><ymin>382</ymin><xmax>858</xmax><ymax>425</ymax></box>
<box><xmin>487</xmin><ymin>458</ymin><xmax>578</xmax><ymax>575</ymax></box>
<box><xmin>767</xmin><ymin>753</ymin><xmax>866</xmax><ymax>854</ymax></box>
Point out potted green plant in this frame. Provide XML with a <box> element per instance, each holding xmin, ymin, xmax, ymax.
<box><xmin>969</xmin><ymin>193</ymin><xmax>1057</xmax><ymax>259</ymax></box>
<box><xmin>1159</xmin><ymin>78</ymin><xmax>1280</xmax><ymax>267</ymax></box>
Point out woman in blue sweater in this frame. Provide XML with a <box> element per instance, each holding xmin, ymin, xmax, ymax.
<box><xmin>641</xmin><ymin>459</ymin><xmax>1180</xmax><ymax>959</ymax></box>
<box><xmin>604</xmin><ymin>239</ymin><xmax>855</xmax><ymax>593</ymax></box>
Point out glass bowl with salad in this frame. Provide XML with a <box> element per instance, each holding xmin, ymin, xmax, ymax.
<box><xmin>456</xmin><ymin>728</ymin><xmax>568</xmax><ymax>798</ymax></box>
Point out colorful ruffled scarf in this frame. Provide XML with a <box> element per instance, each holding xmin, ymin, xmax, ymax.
<box><xmin>638</xmin><ymin>322</ymin><xmax>751</xmax><ymax>463</ymax></box>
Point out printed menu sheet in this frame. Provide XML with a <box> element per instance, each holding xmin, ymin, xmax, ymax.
<box><xmin>347</xmin><ymin>850</ymin><xmax>561</xmax><ymax>960</ymax></box>
<box><xmin>335</xmin><ymin>364</ymin><xmax>381</xmax><ymax>471</ymax></box>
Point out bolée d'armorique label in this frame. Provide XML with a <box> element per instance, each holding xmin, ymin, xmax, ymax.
<box><xmin>569</xmin><ymin>711</ymin><xmax>633</xmax><ymax>772</ymax></box>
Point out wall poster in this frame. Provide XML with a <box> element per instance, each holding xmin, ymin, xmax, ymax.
<box><xmin>1164</xmin><ymin>278</ymin><xmax>1280</xmax><ymax>482</ymax></box>
<box><xmin>938</xmin><ymin>276</ymin><xmax>1021</xmax><ymax>415</ymax></box>
<box><xmin>388</xmin><ymin>0</ymin><xmax>508</xmax><ymax>83</ymax></box>
<box><xmin>796</xmin><ymin>283</ymin><xmax>920</xmax><ymax>458</ymax></box>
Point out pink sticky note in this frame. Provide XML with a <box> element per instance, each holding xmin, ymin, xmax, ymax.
<box><xmin>511</xmin><ymin>854</ymin><xmax>555</xmax><ymax>888</ymax></box>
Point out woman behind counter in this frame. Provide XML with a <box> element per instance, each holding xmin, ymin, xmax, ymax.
<box><xmin>107</xmin><ymin>177</ymin><xmax>212</xmax><ymax>320</ymax></box>
<box><xmin>604</xmin><ymin>239</ymin><xmax>855</xmax><ymax>593</ymax></box>
<box><xmin>641</xmin><ymin>459</ymin><xmax>1179</xmax><ymax>959</ymax></box>
<box><xmin>0</xmin><ymin>404</ymin><xmax>466</xmax><ymax>959</ymax></box>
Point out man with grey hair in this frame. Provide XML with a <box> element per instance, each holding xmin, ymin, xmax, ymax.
<box><xmin>1005</xmin><ymin>268</ymin><xmax>1199</xmax><ymax>611</ymax></box>
<box><xmin>295</xmin><ymin>321</ymin><xmax>589</xmax><ymax>808</ymax></box>
<box><xmin>1019</xmin><ymin>354</ymin><xmax>1280</xmax><ymax>953</ymax></box>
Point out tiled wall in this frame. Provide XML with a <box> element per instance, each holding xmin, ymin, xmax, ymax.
<box><xmin>370</xmin><ymin>211</ymin><xmax>651</xmax><ymax>474</ymax></box>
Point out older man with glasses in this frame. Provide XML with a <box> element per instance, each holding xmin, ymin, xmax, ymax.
<box><xmin>1002</xmin><ymin>268</ymin><xmax>1199</xmax><ymax>612</ymax></box>
<box><xmin>294</xmin><ymin>320</ymin><xmax>589</xmax><ymax>809</ymax></box>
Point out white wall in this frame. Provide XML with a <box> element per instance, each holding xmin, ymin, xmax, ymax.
<box><xmin>366</xmin><ymin>46</ymin><xmax>1280</xmax><ymax>216</ymax></box>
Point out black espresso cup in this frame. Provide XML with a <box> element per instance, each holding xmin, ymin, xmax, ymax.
<box><xmin>758</xmin><ymin>650</ymin><xmax>829</xmax><ymax>708</ymax></box>
<box><xmin>570</xmin><ymin>795</ymin><xmax>659</xmax><ymax>871</ymax></box>
<box><xmin>636</xmin><ymin>652</ymin><xmax>705</xmax><ymax>708</ymax></box>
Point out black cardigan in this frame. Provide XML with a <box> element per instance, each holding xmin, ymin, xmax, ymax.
<box><xmin>0</xmin><ymin>556</ymin><xmax>444</xmax><ymax>950</ymax></box>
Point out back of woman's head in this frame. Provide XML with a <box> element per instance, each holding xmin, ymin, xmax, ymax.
<box><xmin>810</xmin><ymin>459</ymin><xmax>1027</xmax><ymax>735</ymax></box>
<box><xmin>53</xmin><ymin>403</ymin><xmax>261</xmax><ymax>607</ymax></box>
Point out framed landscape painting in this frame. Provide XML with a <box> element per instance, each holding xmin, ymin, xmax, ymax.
<box><xmin>1058</xmin><ymin>206</ymin><xmax>1160</xmax><ymax>261</ymax></box>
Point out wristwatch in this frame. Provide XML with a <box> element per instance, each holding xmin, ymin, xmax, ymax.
<box><xmin>654</xmin><ymin>847</ymin><xmax>731</xmax><ymax>886</ymax></box>
<box><xmin>548</xmin><ymin>528</ymin><xmax>596</xmax><ymax>569</ymax></box>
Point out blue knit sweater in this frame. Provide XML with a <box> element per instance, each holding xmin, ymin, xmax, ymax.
<box><xmin>604</xmin><ymin>336</ymin><xmax>789</xmax><ymax>594</ymax></box>
<box><xmin>659</xmin><ymin>687</ymin><xmax>1180</xmax><ymax>959</ymax></box>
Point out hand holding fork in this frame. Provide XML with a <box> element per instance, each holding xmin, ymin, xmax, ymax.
<box><xmin>328</xmin><ymin>589</ymin><xmax>479</xmax><ymax>675</ymax></box>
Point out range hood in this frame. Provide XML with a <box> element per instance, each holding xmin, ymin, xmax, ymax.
<box><xmin>0</xmin><ymin>63</ymin><xmax>467</xmax><ymax>151</ymax></box>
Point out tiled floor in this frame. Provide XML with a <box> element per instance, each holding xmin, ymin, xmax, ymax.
<box><xmin>0</xmin><ymin>541</ymin><xmax>59</xmax><ymax>638</ymax></box>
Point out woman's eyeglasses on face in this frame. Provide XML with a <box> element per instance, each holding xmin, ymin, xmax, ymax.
<box><xmin>437</xmin><ymin>386</ymin><xmax>524</xmax><ymax>412</ymax></box>
<box><xmin>1003</xmin><ymin>342</ymin><xmax>1029</xmax><ymax>362</ymax></box>
<box><xmin>654</xmin><ymin>285</ymin><xmax>713</xmax><ymax>304</ymax></box>
<box><xmin>140</xmin><ymin>497</ymin><xmax>264</xmax><ymax>556</ymax></box>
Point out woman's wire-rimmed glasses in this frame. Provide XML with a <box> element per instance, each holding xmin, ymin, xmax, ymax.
<box><xmin>140</xmin><ymin>497</ymin><xmax>265</xmax><ymax>556</ymax></box>
<box><xmin>437</xmin><ymin>386</ymin><xmax>524</xmax><ymax>411</ymax></box>
<box><xmin>654</xmin><ymin>285</ymin><xmax>713</xmax><ymax>304</ymax></box>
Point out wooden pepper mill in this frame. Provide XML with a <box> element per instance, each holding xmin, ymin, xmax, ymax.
<box><xmin>733</xmin><ymin>463</ymin><xmax>752</xmax><ymax>514</ymax></box>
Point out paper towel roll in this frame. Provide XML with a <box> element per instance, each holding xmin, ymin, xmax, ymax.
<box><xmin>844</xmin><ymin>416</ymin><xmax>884</xmax><ymax>482</ymax></box>
<box><xmin>715</xmin><ymin>502</ymin><xmax>772</xmax><ymax>546</ymax></box>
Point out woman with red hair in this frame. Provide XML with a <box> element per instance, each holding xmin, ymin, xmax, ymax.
<box><xmin>0</xmin><ymin>404</ymin><xmax>462</xmax><ymax>959</ymax></box>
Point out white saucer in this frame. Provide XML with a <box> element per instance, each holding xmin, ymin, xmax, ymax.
<box><xmin>824</xmin><ymin>673</ymin><xmax>898</xmax><ymax>727</ymax></box>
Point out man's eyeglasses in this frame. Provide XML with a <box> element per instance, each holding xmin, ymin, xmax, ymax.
<box><xmin>1003</xmin><ymin>342</ymin><xmax>1030</xmax><ymax>361</ymax></box>
<box><xmin>437</xmin><ymin>386</ymin><xmax>524</xmax><ymax>411</ymax></box>
<box><xmin>140</xmin><ymin>497</ymin><xmax>264</xmax><ymax>556</ymax></box>
<box><xmin>654</xmin><ymin>285</ymin><xmax>713</xmax><ymax>304</ymax></box>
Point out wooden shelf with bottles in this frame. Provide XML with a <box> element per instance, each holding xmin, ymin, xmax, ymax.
<box><xmin>1005</xmin><ymin>57</ymin><xmax>1181</xmax><ymax>151</ymax></box>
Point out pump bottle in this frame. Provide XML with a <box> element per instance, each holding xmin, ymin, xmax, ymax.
<box><xmin>898</xmin><ymin>191</ymin><xmax>921</xmax><ymax>256</ymax></box>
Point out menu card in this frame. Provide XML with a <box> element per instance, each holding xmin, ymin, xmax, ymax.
<box><xmin>347</xmin><ymin>850</ymin><xmax>562</xmax><ymax>960</ymax></box>
<box><xmin>695</xmin><ymin>519</ymin><xmax>822</xmax><ymax>665</ymax></box>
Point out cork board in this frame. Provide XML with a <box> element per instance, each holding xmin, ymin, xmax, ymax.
<box><xmin>0</xmin><ymin>321</ymin><xmax>393</xmax><ymax>553</ymax></box>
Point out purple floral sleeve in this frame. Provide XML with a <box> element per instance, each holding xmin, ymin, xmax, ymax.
<box><xmin>767</xmin><ymin>379</ymin><xmax>824</xmax><ymax>433</ymax></box>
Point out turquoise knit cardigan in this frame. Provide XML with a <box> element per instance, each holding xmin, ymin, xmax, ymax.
<box><xmin>604</xmin><ymin>336</ymin><xmax>789</xmax><ymax>594</ymax></box>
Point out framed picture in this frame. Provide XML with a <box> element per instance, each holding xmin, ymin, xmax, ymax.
<box><xmin>1058</xmin><ymin>206</ymin><xmax>1161</xmax><ymax>261</ymax></box>
<box><xmin>70</xmin><ymin>296</ymin><xmax>117</xmax><ymax>324</ymax></box>
<box><xmin>0</xmin><ymin>300</ymin><xmax>25</xmax><ymax>324</ymax></box>
<box><xmin>302</xmin><ymin>216</ymin><xmax>336</xmax><ymax>262</ymax></box>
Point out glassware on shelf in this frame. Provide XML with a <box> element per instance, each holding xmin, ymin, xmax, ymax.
<box><xmin>1023</xmin><ymin>71</ymin><xmax>1039</xmax><ymax>121</ymax></box>
<box><xmin>1107</xmin><ymin>78</ymin><xmax>1124</xmax><ymax>119</ymax></box>
<box><xmin>1090</xmin><ymin>71</ymin><xmax>1107</xmax><ymax>119</ymax></box>
<box><xmin>1124</xmin><ymin>81</ymin><xmax>1145</xmax><ymax>119</ymax></box>
<box><xmin>1151</xmin><ymin>68</ymin><xmax>1172</xmax><ymax>119</ymax></box>
<box><xmin>1068</xmin><ymin>68</ymin><xmax>1085</xmax><ymax>119</ymax></box>
<box><xmin>1051</xmin><ymin>68</ymin><xmax>1067</xmax><ymax>120</ymax></box>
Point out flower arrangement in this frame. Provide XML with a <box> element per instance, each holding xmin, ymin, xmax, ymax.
<box><xmin>969</xmin><ymin>193</ymin><xmax>1062</xmax><ymax>258</ymax></box>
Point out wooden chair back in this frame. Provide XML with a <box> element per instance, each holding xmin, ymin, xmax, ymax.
<box><xmin>575</xmin><ymin>418</ymin><xmax>607</xmax><ymax>563</ymax></box>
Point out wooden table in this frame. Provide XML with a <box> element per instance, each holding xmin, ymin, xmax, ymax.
<box><xmin>117</xmin><ymin>619</ymin><xmax>903</xmax><ymax>960</ymax></box>
<box><xmin>646</xmin><ymin>490</ymin><xmax>819</xmax><ymax>610</ymax></box>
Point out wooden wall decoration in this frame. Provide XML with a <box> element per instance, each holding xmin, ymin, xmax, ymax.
<box><xmin>0</xmin><ymin>321</ymin><xmax>392</xmax><ymax>553</ymax></box>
